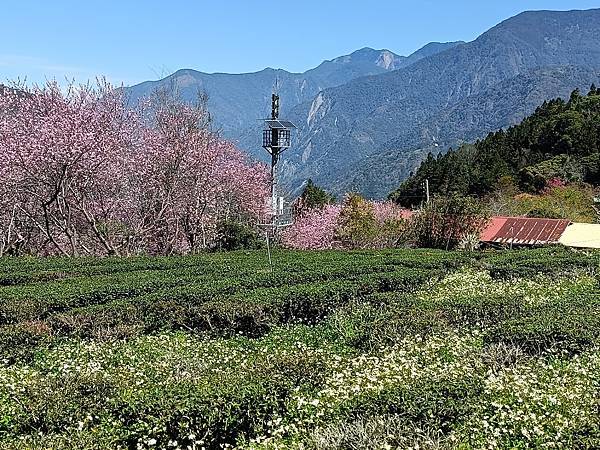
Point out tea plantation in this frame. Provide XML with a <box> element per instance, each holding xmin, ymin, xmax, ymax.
<box><xmin>1</xmin><ymin>248</ymin><xmax>599</xmax><ymax>449</ymax></box>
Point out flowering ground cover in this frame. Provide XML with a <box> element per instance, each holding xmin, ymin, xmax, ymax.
<box><xmin>0</xmin><ymin>247</ymin><xmax>599</xmax><ymax>449</ymax></box>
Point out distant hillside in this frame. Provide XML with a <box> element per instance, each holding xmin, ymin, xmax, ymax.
<box><xmin>335</xmin><ymin>66</ymin><xmax>600</xmax><ymax>198</ymax></box>
<box><xmin>280</xmin><ymin>8</ymin><xmax>600</xmax><ymax>198</ymax></box>
<box><xmin>390</xmin><ymin>86</ymin><xmax>600</xmax><ymax>206</ymax></box>
<box><xmin>123</xmin><ymin>42</ymin><xmax>462</xmax><ymax>156</ymax></box>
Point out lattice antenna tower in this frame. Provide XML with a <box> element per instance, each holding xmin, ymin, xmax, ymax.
<box><xmin>261</xmin><ymin>93</ymin><xmax>296</xmax><ymax>231</ymax></box>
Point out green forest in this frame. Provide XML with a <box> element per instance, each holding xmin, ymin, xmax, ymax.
<box><xmin>391</xmin><ymin>86</ymin><xmax>600</xmax><ymax>208</ymax></box>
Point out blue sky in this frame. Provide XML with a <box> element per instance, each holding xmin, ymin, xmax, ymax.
<box><xmin>1</xmin><ymin>0</ymin><xmax>599</xmax><ymax>87</ymax></box>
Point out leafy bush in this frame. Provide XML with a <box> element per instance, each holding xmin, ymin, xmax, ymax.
<box><xmin>512</xmin><ymin>183</ymin><xmax>598</xmax><ymax>222</ymax></box>
<box><xmin>334</xmin><ymin>194</ymin><xmax>379</xmax><ymax>249</ymax></box>
<box><xmin>214</xmin><ymin>220</ymin><xmax>264</xmax><ymax>251</ymax></box>
<box><xmin>412</xmin><ymin>195</ymin><xmax>489</xmax><ymax>249</ymax></box>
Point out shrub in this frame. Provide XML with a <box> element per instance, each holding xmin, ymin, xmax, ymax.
<box><xmin>214</xmin><ymin>220</ymin><xmax>264</xmax><ymax>251</ymax></box>
<box><xmin>412</xmin><ymin>195</ymin><xmax>489</xmax><ymax>249</ymax></box>
<box><xmin>334</xmin><ymin>194</ymin><xmax>379</xmax><ymax>249</ymax></box>
<box><xmin>282</xmin><ymin>195</ymin><xmax>410</xmax><ymax>250</ymax></box>
<box><xmin>513</xmin><ymin>183</ymin><xmax>598</xmax><ymax>223</ymax></box>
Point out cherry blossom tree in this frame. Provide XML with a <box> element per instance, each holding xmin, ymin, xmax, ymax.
<box><xmin>0</xmin><ymin>80</ymin><xmax>269</xmax><ymax>256</ymax></box>
<box><xmin>281</xmin><ymin>196</ymin><xmax>412</xmax><ymax>250</ymax></box>
<box><xmin>129</xmin><ymin>90</ymin><xmax>269</xmax><ymax>254</ymax></box>
<box><xmin>281</xmin><ymin>204</ymin><xmax>342</xmax><ymax>250</ymax></box>
<box><xmin>0</xmin><ymin>80</ymin><xmax>140</xmax><ymax>256</ymax></box>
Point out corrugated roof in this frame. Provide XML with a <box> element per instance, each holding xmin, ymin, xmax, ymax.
<box><xmin>559</xmin><ymin>223</ymin><xmax>600</xmax><ymax>249</ymax></box>
<box><xmin>480</xmin><ymin>217</ymin><xmax>571</xmax><ymax>245</ymax></box>
<box><xmin>480</xmin><ymin>217</ymin><xmax>508</xmax><ymax>242</ymax></box>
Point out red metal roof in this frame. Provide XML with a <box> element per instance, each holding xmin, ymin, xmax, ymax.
<box><xmin>480</xmin><ymin>217</ymin><xmax>571</xmax><ymax>245</ymax></box>
<box><xmin>480</xmin><ymin>217</ymin><xmax>508</xmax><ymax>242</ymax></box>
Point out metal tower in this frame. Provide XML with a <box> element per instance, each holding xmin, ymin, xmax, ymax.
<box><xmin>261</xmin><ymin>94</ymin><xmax>296</xmax><ymax>229</ymax></box>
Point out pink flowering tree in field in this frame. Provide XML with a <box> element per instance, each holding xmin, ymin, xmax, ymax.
<box><xmin>281</xmin><ymin>195</ymin><xmax>412</xmax><ymax>250</ymax></box>
<box><xmin>131</xmin><ymin>92</ymin><xmax>269</xmax><ymax>254</ymax></box>
<box><xmin>0</xmin><ymin>80</ymin><xmax>140</xmax><ymax>256</ymax></box>
<box><xmin>0</xmin><ymin>81</ymin><xmax>268</xmax><ymax>256</ymax></box>
<box><xmin>281</xmin><ymin>204</ymin><xmax>341</xmax><ymax>250</ymax></box>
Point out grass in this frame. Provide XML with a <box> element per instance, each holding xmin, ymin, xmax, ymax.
<box><xmin>0</xmin><ymin>247</ymin><xmax>599</xmax><ymax>449</ymax></box>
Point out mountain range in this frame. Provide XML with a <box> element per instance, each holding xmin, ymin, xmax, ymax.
<box><xmin>125</xmin><ymin>41</ymin><xmax>462</xmax><ymax>149</ymax></box>
<box><xmin>125</xmin><ymin>8</ymin><xmax>600</xmax><ymax>198</ymax></box>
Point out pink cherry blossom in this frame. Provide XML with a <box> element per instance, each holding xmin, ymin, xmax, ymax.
<box><xmin>280</xmin><ymin>204</ymin><xmax>342</xmax><ymax>250</ymax></box>
<box><xmin>281</xmin><ymin>198</ymin><xmax>412</xmax><ymax>250</ymax></box>
<box><xmin>0</xmin><ymin>80</ymin><xmax>268</xmax><ymax>256</ymax></box>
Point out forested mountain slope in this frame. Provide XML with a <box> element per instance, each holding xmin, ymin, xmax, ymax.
<box><xmin>280</xmin><ymin>9</ymin><xmax>600</xmax><ymax>198</ymax></box>
<box><xmin>390</xmin><ymin>86</ymin><xmax>600</xmax><ymax>206</ymax></box>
